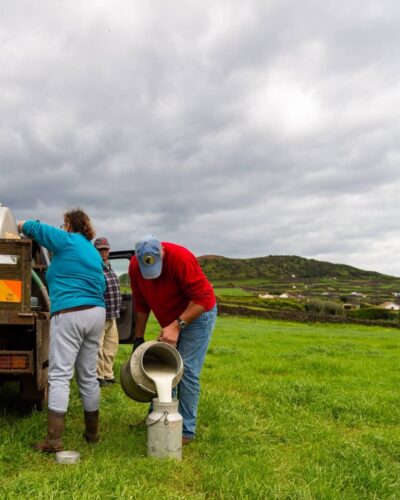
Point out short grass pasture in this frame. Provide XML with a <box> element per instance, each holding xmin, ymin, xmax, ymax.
<box><xmin>1</xmin><ymin>316</ymin><xmax>400</xmax><ymax>499</ymax></box>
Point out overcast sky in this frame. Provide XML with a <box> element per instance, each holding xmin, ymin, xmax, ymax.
<box><xmin>2</xmin><ymin>1</ymin><xmax>400</xmax><ymax>275</ymax></box>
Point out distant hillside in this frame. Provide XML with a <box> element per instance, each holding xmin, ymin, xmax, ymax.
<box><xmin>197</xmin><ymin>255</ymin><xmax>395</xmax><ymax>281</ymax></box>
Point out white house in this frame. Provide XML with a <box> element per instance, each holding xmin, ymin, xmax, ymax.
<box><xmin>378</xmin><ymin>302</ymin><xmax>400</xmax><ymax>311</ymax></box>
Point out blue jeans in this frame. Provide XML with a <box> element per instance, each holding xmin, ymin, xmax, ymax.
<box><xmin>175</xmin><ymin>305</ymin><xmax>217</xmax><ymax>439</ymax></box>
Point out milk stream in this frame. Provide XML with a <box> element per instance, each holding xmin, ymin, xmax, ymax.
<box><xmin>145</xmin><ymin>363</ymin><xmax>175</xmax><ymax>403</ymax></box>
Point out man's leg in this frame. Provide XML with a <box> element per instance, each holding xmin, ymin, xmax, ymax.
<box><xmin>177</xmin><ymin>305</ymin><xmax>217</xmax><ymax>440</ymax></box>
<box><xmin>101</xmin><ymin>319</ymin><xmax>119</xmax><ymax>381</ymax></box>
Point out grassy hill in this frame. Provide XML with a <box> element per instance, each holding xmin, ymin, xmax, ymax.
<box><xmin>197</xmin><ymin>255</ymin><xmax>400</xmax><ymax>318</ymax></box>
<box><xmin>197</xmin><ymin>254</ymin><xmax>395</xmax><ymax>281</ymax></box>
<box><xmin>118</xmin><ymin>254</ymin><xmax>400</xmax><ymax>323</ymax></box>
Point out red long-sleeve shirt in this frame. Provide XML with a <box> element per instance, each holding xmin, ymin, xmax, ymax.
<box><xmin>129</xmin><ymin>242</ymin><xmax>216</xmax><ymax>327</ymax></box>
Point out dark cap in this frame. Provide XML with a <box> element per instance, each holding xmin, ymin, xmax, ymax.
<box><xmin>94</xmin><ymin>237</ymin><xmax>110</xmax><ymax>250</ymax></box>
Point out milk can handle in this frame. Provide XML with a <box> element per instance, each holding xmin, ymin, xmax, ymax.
<box><xmin>146</xmin><ymin>411</ymin><xmax>169</xmax><ymax>427</ymax></box>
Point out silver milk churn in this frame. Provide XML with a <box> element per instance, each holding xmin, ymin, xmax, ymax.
<box><xmin>146</xmin><ymin>398</ymin><xmax>183</xmax><ymax>460</ymax></box>
<box><xmin>120</xmin><ymin>341</ymin><xmax>183</xmax><ymax>402</ymax></box>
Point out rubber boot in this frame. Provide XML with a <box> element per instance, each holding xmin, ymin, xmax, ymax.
<box><xmin>83</xmin><ymin>410</ymin><xmax>100</xmax><ymax>443</ymax></box>
<box><xmin>32</xmin><ymin>409</ymin><xmax>65</xmax><ymax>453</ymax></box>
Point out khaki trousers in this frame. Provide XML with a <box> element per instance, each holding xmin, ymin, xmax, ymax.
<box><xmin>97</xmin><ymin>318</ymin><xmax>119</xmax><ymax>380</ymax></box>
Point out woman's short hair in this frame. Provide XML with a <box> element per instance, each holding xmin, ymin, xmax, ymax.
<box><xmin>64</xmin><ymin>208</ymin><xmax>95</xmax><ymax>241</ymax></box>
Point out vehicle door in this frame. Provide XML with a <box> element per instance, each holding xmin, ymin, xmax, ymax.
<box><xmin>109</xmin><ymin>250</ymin><xmax>135</xmax><ymax>343</ymax></box>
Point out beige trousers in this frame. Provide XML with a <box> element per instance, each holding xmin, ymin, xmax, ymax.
<box><xmin>97</xmin><ymin>318</ymin><xmax>119</xmax><ymax>380</ymax></box>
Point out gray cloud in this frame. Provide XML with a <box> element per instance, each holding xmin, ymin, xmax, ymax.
<box><xmin>2</xmin><ymin>0</ymin><xmax>400</xmax><ymax>275</ymax></box>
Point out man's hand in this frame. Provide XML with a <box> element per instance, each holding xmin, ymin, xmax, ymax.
<box><xmin>132</xmin><ymin>337</ymin><xmax>145</xmax><ymax>352</ymax></box>
<box><xmin>158</xmin><ymin>321</ymin><xmax>180</xmax><ymax>347</ymax></box>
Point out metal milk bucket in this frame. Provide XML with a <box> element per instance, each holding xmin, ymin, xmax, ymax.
<box><xmin>147</xmin><ymin>398</ymin><xmax>182</xmax><ymax>460</ymax></box>
<box><xmin>120</xmin><ymin>341</ymin><xmax>183</xmax><ymax>402</ymax></box>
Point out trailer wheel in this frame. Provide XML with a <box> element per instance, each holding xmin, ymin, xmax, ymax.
<box><xmin>19</xmin><ymin>376</ymin><xmax>48</xmax><ymax>413</ymax></box>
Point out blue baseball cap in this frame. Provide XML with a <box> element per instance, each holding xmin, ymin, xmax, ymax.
<box><xmin>135</xmin><ymin>234</ymin><xmax>162</xmax><ymax>279</ymax></box>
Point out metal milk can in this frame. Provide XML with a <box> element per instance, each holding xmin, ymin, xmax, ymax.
<box><xmin>120</xmin><ymin>341</ymin><xmax>183</xmax><ymax>402</ymax></box>
<box><xmin>146</xmin><ymin>398</ymin><xmax>182</xmax><ymax>460</ymax></box>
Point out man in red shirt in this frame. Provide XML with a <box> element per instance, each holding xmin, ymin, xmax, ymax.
<box><xmin>129</xmin><ymin>235</ymin><xmax>217</xmax><ymax>445</ymax></box>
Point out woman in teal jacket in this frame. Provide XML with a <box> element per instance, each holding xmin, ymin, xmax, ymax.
<box><xmin>18</xmin><ymin>208</ymin><xmax>106</xmax><ymax>452</ymax></box>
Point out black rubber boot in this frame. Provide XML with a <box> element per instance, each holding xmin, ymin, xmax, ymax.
<box><xmin>83</xmin><ymin>410</ymin><xmax>100</xmax><ymax>443</ymax></box>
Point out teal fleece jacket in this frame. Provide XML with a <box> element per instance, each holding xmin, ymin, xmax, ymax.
<box><xmin>22</xmin><ymin>220</ymin><xmax>106</xmax><ymax>315</ymax></box>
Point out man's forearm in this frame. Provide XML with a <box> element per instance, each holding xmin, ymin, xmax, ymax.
<box><xmin>178</xmin><ymin>301</ymin><xmax>206</xmax><ymax>325</ymax></box>
<box><xmin>157</xmin><ymin>302</ymin><xmax>206</xmax><ymax>346</ymax></box>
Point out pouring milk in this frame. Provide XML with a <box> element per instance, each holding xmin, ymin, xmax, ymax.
<box><xmin>144</xmin><ymin>362</ymin><xmax>175</xmax><ymax>403</ymax></box>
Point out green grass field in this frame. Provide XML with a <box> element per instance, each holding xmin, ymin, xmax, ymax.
<box><xmin>213</xmin><ymin>287</ymin><xmax>254</xmax><ymax>297</ymax></box>
<box><xmin>212</xmin><ymin>276</ymin><xmax>400</xmax><ymax>304</ymax></box>
<box><xmin>1</xmin><ymin>316</ymin><xmax>400</xmax><ymax>499</ymax></box>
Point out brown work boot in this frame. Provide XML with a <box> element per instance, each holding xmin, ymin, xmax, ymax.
<box><xmin>182</xmin><ymin>436</ymin><xmax>193</xmax><ymax>446</ymax></box>
<box><xmin>32</xmin><ymin>409</ymin><xmax>65</xmax><ymax>453</ymax></box>
<box><xmin>83</xmin><ymin>410</ymin><xmax>100</xmax><ymax>443</ymax></box>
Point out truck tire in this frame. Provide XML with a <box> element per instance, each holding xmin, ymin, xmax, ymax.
<box><xmin>19</xmin><ymin>376</ymin><xmax>48</xmax><ymax>413</ymax></box>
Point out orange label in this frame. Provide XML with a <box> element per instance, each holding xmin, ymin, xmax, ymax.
<box><xmin>0</xmin><ymin>280</ymin><xmax>22</xmax><ymax>303</ymax></box>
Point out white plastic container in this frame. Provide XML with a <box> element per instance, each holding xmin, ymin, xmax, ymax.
<box><xmin>55</xmin><ymin>450</ymin><xmax>80</xmax><ymax>464</ymax></box>
<box><xmin>0</xmin><ymin>207</ymin><xmax>20</xmax><ymax>239</ymax></box>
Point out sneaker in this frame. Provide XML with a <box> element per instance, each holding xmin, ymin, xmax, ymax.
<box><xmin>105</xmin><ymin>378</ymin><xmax>116</xmax><ymax>385</ymax></box>
<box><xmin>98</xmin><ymin>379</ymin><xmax>107</xmax><ymax>387</ymax></box>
